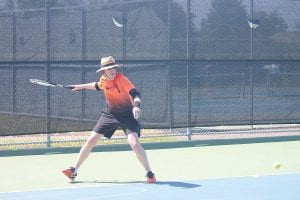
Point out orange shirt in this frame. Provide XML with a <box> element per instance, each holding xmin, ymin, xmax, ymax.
<box><xmin>97</xmin><ymin>72</ymin><xmax>135</xmax><ymax>113</ymax></box>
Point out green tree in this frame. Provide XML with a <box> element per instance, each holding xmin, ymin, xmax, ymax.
<box><xmin>196</xmin><ymin>0</ymin><xmax>291</xmax><ymax>60</ymax></box>
<box><xmin>252</xmin><ymin>11</ymin><xmax>289</xmax><ymax>59</ymax></box>
<box><xmin>196</xmin><ymin>0</ymin><xmax>249</xmax><ymax>59</ymax></box>
<box><xmin>297</xmin><ymin>21</ymin><xmax>300</xmax><ymax>30</ymax></box>
<box><xmin>165</xmin><ymin>1</ymin><xmax>198</xmax><ymax>59</ymax></box>
<box><xmin>124</xmin><ymin>0</ymin><xmax>198</xmax><ymax>59</ymax></box>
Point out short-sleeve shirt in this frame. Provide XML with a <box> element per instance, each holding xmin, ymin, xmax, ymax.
<box><xmin>97</xmin><ymin>72</ymin><xmax>135</xmax><ymax>113</ymax></box>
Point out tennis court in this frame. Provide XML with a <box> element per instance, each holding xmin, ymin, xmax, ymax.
<box><xmin>1</xmin><ymin>140</ymin><xmax>300</xmax><ymax>199</ymax></box>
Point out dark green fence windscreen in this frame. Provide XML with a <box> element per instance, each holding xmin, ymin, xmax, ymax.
<box><xmin>0</xmin><ymin>0</ymin><xmax>299</xmax><ymax>135</ymax></box>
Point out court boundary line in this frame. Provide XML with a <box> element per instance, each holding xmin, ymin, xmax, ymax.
<box><xmin>0</xmin><ymin>181</ymin><xmax>148</xmax><ymax>194</ymax></box>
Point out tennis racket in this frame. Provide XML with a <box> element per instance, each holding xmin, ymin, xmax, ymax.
<box><xmin>30</xmin><ymin>79</ymin><xmax>75</xmax><ymax>89</ymax></box>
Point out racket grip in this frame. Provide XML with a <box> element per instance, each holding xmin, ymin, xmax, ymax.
<box><xmin>65</xmin><ymin>85</ymin><xmax>75</xmax><ymax>89</ymax></box>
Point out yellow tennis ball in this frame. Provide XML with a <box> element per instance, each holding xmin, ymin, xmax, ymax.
<box><xmin>273</xmin><ymin>162</ymin><xmax>281</xmax><ymax>169</ymax></box>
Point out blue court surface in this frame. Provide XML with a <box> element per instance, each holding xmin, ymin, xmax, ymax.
<box><xmin>0</xmin><ymin>173</ymin><xmax>298</xmax><ymax>200</ymax></box>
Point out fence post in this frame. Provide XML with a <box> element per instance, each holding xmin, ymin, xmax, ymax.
<box><xmin>46</xmin><ymin>0</ymin><xmax>51</xmax><ymax>147</ymax></box>
<box><xmin>250</xmin><ymin>0</ymin><xmax>254</xmax><ymax>128</ymax></box>
<box><xmin>122</xmin><ymin>2</ymin><xmax>126</xmax><ymax>60</ymax></box>
<box><xmin>81</xmin><ymin>3</ymin><xmax>86</xmax><ymax>119</ymax></box>
<box><xmin>186</xmin><ymin>0</ymin><xmax>192</xmax><ymax>140</ymax></box>
<box><xmin>167</xmin><ymin>0</ymin><xmax>173</xmax><ymax>129</ymax></box>
<box><xmin>12</xmin><ymin>4</ymin><xmax>16</xmax><ymax>113</ymax></box>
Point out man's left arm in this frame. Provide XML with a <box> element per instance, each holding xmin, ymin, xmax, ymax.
<box><xmin>129</xmin><ymin>88</ymin><xmax>141</xmax><ymax>119</ymax></box>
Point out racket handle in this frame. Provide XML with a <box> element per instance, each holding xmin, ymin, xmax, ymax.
<box><xmin>65</xmin><ymin>85</ymin><xmax>75</xmax><ymax>89</ymax></box>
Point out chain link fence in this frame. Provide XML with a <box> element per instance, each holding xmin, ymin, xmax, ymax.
<box><xmin>0</xmin><ymin>0</ymin><xmax>300</xmax><ymax>150</ymax></box>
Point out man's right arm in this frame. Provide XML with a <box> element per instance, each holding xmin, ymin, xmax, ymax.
<box><xmin>69</xmin><ymin>82</ymin><xmax>99</xmax><ymax>91</ymax></box>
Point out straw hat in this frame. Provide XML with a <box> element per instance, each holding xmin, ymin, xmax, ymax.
<box><xmin>96</xmin><ymin>56</ymin><xmax>123</xmax><ymax>73</ymax></box>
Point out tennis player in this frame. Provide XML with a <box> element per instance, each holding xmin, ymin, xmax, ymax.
<box><xmin>62</xmin><ymin>56</ymin><xmax>156</xmax><ymax>183</ymax></box>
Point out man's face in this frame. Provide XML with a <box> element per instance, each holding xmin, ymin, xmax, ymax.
<box><xmin>104</xmin><ymin>67</ymin><xmax>117</xmax><ymax>79</ymax></box>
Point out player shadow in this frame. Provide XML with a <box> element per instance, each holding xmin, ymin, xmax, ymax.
<box><xmin>71</xmin><ymin>180</ymin><xmax>201</xmax><ymax>189</ymax></box>
<box><xmin>155</xmin><ymin>181</ymin><xmax>201</xmax><ymax>189</ymax></box>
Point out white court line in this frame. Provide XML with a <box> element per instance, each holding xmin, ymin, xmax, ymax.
<box><xmin>0</xmin><ymin>185</ymin><xmax>149</xmax><ymax>200</ymax></box>
<box><xmin>0</xmin><ymin>182</ymin><xmax>142</xmax><ymax>194</ymax></box>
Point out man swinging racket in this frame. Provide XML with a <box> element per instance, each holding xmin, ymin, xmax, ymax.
<box><xmin>62</xmin><ymin>56</ymin><xmax>156</xmax><ymax>183</ymax></box>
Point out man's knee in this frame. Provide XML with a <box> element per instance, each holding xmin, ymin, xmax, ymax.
<box><xmin>86</xmin><ymin>132</ymin><xmax>100</xmax><ymax>147</ymax></box>
<box><xmin>128</xmin><ymin>133</ymin><xmax>141</xmax><ymax>150</ymax></box>
<box><xmin>129</xmin><ymin>140</ymin><xmax>138</xmax><ymax>150</ymax></box>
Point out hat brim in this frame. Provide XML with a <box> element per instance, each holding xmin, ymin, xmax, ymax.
<box><xmin>96</xmin><ymin>64</ymin><xmax>123</xmax><ymax>73</ymax></box>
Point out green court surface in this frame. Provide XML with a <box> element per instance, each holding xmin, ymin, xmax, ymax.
<box><xmin>0</xmin><ymin>140</ymin><xmax>300</xmax><ymax>193</ymax></box>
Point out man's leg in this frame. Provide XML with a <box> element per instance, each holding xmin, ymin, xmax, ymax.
<box><xmin>74</xmin><ymin>131</ymin><xmax>101</xmax><ymax>169</ymax></box>
<box><xmin>127</xmin><ymin>132</ymin><xmax>151</xmax><ymax>171</ymax></box>
<box><xmin>63</xmin><ymin>131</ymin><xmax>101</xmax><ymax>180</ymax></box>
<box><xmin>127</xmin><ymin>132</ymin><xmax>156</xmax><ymax>183</ymax></box>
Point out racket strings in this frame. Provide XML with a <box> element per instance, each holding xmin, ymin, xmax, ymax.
<box><xmin>30</xmin><ymin>79</ymin><xmax>55</xmax><ymax>87</ymax></box>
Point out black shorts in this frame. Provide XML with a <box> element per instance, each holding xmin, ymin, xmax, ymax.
<box><xmin>93</xmin><ymin>109</ymin><xmax>141</xmax><ymax>139</ymax></box>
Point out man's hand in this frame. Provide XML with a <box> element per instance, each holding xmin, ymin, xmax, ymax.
<box><xmin>132</xmin><ymin>106</ymin><xmax>141</xmax><ymax>119</ymax></box>
<box><xmin>68</xmin><ymin>85</ymin><xmax>82</xmax><ymax>92</ymax></box>
<box><xmin>133</xmin><ymin>97</ymin><xmax>141</xmax><ymax>119</ymax></box>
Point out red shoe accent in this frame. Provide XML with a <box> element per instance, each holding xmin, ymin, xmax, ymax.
<box><xmin>62</xmin><ymin>169</ymin><xmax>75</xmax><ymax>180</ymax></box>
<box><xmin>147</xmin><ymin>177</ymin><xmax>156</xmax><ymax>184</ymax></box>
